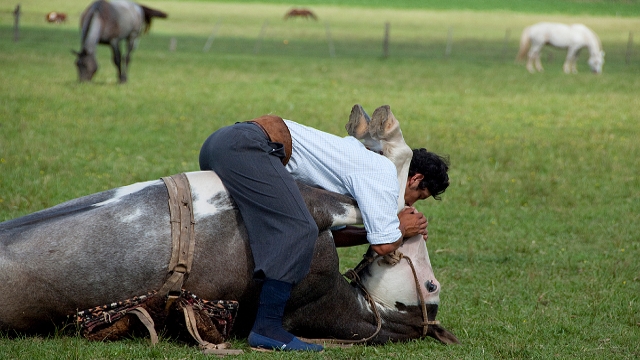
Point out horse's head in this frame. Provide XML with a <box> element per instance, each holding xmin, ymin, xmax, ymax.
<box><xmin>588</xmin><ymin>51</ymin><xmax>605</xmax><ymax>74</ymax></box>
<box><xmin>353</xmin><ymin>235</ymin><xmax>458</xmax><ymax>343</ymax></box>
<box><xmin>73</xmin><ymin>49</ymin><xmax>98</xmax><ymax>82</ymax></box>
<box><xmin>359</xmin><ymin>236</ymin><xmax>440</xmax><ymax>310</ymax></box>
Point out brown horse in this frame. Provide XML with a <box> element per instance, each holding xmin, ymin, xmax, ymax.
<box><xmin>73</xmin><ymin>0</ymin><xmax>167</xmax><ymax>83</ymax></box>
<box><xmin>45</xmin><ymin>12</ymin><xmax>67</xmax><ymax>23</ymax></box>
<box><xmin>284</xmin><ymin>8</ymin><xmax>317</xmax><ymax>20</ymax></box>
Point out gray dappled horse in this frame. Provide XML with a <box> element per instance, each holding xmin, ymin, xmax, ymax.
<box><xmin>0</xmin><ymin>171</ymin><xmax>458</xmax><ymax>346</ymax></box>
<box><xmin>74</xmin><ymin>0</ymin><xmax>167</xmax><ymax>83</ymax></box>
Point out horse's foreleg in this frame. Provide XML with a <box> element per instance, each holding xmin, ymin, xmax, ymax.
<box><xmin>110</xmin><ymin>41</ymin><xmax>125</xmax><ymax>83</ymax></box>
<box><xmin>122</xmin><ymin>39</ymin><xmax>138</xmax><ymax>83</ymax></box>
<box><xmin>564</xmin><ymin>47</ymin><xmax>579</xmax><ymax>74</ymax></box>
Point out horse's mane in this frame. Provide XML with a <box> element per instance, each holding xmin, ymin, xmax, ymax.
<box><xmin>79</xmin><ymin>0</ymin><xmax>103</xmax><ymax>52</ymax></box>
<box><xmin>575</xmin><ymin>23</ymin><xmax>602</xmax><ymax>53</ymax></box>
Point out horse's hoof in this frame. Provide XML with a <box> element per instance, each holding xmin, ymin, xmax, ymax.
<box><xmin>369</xmin><ymin>105</ymin><xmax>401</xmax><ymax>141</ymax></box>
<box><xmin>346</xmin><ymin>104</ymin><xmax>371</xmax><ymax>140</ymax></box>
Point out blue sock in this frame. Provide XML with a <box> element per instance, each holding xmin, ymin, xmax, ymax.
<box><xmin>251</xmin><ymin>279</ymin><xmax>295</xmax><ymax>343</ymax></box>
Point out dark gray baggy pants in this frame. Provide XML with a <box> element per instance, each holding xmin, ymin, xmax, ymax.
<box><xmin>198</xmin><ymin>122</ymin><xmax>318</xmax><ymax>284</ymax></box>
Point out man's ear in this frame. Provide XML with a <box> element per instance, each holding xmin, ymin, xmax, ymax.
<box><xmin>409</xmin><ymin>174</ymin><xmax>424</xmax><ymax>187</ymax></box>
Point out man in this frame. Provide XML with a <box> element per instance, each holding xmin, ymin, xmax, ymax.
<box><xmin>198</xmin><ymin>105</ymin><xmax>449</xmax><ymax>352</ymax></box>
<box><xmin>332</xmin><ymin>147</ymin><xmax>450</xmax><ymax>247</ymax></box>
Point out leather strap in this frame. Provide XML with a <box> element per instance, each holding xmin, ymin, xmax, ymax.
<box><xmin>159</xmin><ymin>174</ymin><xmax>196</xmax><ymax>299</ymax></box>
<box><xmin>129</xmin><ymin>307</ymin><xmax>159</xmax><ymax>345</ymax></box>
<box><xmin>246</xmin><ymin>115</ymin><xmax>292</xmax><ymax>165</ymax></box>
<box><xmin>183</xmin><ymin>305</ymin><xmax>244</xmax><ymax>355</ymax></box>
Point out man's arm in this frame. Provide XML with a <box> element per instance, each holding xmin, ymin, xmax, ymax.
<box><xmin>331</xmin><ymin>207</ymin><xmax>428</xmax><ymax>255</ymax></box>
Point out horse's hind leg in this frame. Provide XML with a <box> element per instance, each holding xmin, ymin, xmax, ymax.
<box><xmin>534</xmin><ymin>55</ymin><xmax>544</xmax><ymax>72</ymax></box>
<box><xmin>526</xmin><ymin>55</ymin><xmax>536</xmax><ymax>73</ymax></box>
<box><xmin>369</xmin><ymin>105</ymin><xmax>414</xmax><ymax>212</ymax></box>
<box><xmin>528</xmin><ymin>43</ymin><xmax>544</xmax><ymax>72</ymax></box>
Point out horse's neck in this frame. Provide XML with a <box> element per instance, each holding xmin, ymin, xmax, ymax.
<box><xmin>81</xmin><ymin>11</ymin><xmax>103</xmax><ymax>54</ymax></box>
<box><xmin>582</xmin><ymin>27</ymin><xmax>602</xmax><ymax>55</ymax></box>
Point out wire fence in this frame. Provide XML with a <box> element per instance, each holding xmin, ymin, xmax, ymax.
<box><xmin>2</xmin><ymin>6</ymin><xmax>637</xmax><ymax>67</ymax></box>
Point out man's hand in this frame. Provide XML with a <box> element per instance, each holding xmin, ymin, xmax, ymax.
<box><xmin>398</xmin><ymin>206</ymin><xmax>428</xmax><ymax>241</ymax></box>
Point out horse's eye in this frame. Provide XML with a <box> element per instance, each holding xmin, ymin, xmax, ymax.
<box><xmin>426</xmin><ymin>280</ymin><xmax>437</xmax><ymax>293</ymax></box>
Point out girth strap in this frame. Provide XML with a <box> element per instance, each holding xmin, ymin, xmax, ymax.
<box><xmin>159</xmin><ymin>174</ymin><xmax>244</xmax><ymax>355</ymax></box>
<box><xmin>159</xmin><ymin>174</ymin><xmax>196</xmax><ymax>300</ymax></box>
<box><xmin>129</xmin><ymin>307</ymin><xmax>159</xmax><ymax>345</ymax></box>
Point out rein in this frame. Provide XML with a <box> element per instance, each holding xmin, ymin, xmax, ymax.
<box><xmin>349</xmin><ymin>250</ymin><xmax>437</xmax><ymax>338</ymax></box>
<box><xmin>301</xmin><ymin>249</ymin><xmax>437</xmax><ymax>346</ymax></box>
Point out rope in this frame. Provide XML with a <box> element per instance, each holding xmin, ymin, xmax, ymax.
<box><xmin>302</xmin><ymin>250</ymin><xmax>434</xmax><ymax>345</ymax></box>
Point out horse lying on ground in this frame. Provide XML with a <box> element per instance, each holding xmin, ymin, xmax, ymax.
<box><xmin>284</xmin><ymin>8</ymin><xmax>318</xmax><ymax>20</ymax></box>
<box><xmin>45</xmin><ymin>12</ymin><xmax>67</xmax><ymax>24</ymax></box>
<box><xmin>516</xmin><ymin>22</ymin><xmax>605</xmax><ymax>74</ymax></box>
<box><xmin>74</xmin><ymin>0</ymin><xmax>167</xmax><ymax>83</ymax></box>
<box><xmin>0</xmin><ymin>171</ymin><xmax>459</xmax><ymax>353</ymax></box>
<box><xmin>0</xmin><ymin>108</ymin><xmax>457</xmax><ymax>353</ymax></box>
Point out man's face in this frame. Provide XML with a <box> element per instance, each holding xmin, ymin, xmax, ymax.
<box><xmin>404</xmin><ymin>174</ymin><xmax>432</xmax><ymax>206</ymax></box>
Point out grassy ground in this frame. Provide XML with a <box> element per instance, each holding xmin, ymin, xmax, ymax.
<box><xmin>1</xmin><ymin>0</ymin><xmax>639</xmax><ymax>359</ymax></box>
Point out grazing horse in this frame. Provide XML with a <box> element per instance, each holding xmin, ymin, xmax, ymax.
<box><xmin>0</xmin><ymin>171</ymin><xmax>458</xmax><ymax>349</ymax></box>
<box><xmin>74</xmin><ymin>0</ymin><xmax>167</xmax><ymax>83</ymax></box>
<box><xmin>45</xmin><ymin>12</ymin><xmax>67</xmax><ymax>23</ymax></box>
<box><xmin>517</xmin><ymin>22</ymin><xmax>605</xmax><ymax>74</ymax></box>
<box><xmin>284</xmin><ymin>8</ymin><xmax>318</xmax><ymax>20</ymax></box>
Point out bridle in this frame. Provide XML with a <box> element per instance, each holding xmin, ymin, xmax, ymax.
<box><xmin>300</xmin><ymin>249</ymin><xmax>439</xmax><ymax>345</ymax></box>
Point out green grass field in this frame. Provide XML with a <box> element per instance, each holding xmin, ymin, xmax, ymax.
<box><xmin>1</xmin><ymin>0</ymin><xmax>639</xmax><ymax>358</ymax></box>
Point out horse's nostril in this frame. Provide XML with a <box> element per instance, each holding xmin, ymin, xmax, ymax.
<box><xmin>426</xmin><ymin>280</ymin><xmax>437</xmax><ymax>293</ymax></box>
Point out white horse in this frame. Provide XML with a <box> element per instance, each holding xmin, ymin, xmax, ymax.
<box><xmin>517</xmin><ymin>22</ymin><xmax>605</xmax><ymax>74</ymax></box>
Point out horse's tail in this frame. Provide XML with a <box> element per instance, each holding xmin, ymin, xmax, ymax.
<box><xmin>516</xmin><ymin>26</ymin><xmax>531</xmax><ymax>62</ymax></box>
<box><xmin>139</xmin><ymin>5</ymin><xmax>168</xmax><ymax>33</ymax></box>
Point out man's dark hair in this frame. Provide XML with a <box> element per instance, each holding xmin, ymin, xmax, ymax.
<box><xmin>409</xmin><ymin>148</ymin><xmax>450</xmax><ymax>200</ymax></box>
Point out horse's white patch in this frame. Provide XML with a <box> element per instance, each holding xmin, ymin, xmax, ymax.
<box><xmin>362</xmin><ymin>236</ymin><xmax>441</xmax><ymax>309</ymax></box>
<box><xmin>331</xmin><ymin>204</ymin><xmax>362</xmax><ymax>227</ymax></box>
<box><xmin>93</xmin><ymin>180</ymin><xmax>160</xmax><ymax>207</ymax></box>
<box><xmin>119</xmin><ymin>207</ymin><xmax>143</xmax><ymax>223</ymax></box>
<box><xmin>185</xmin><ymin>171</ymin><xmax>233</xmax><ymax>221</ymax></box>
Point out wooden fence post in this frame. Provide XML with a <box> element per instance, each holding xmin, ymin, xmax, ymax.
<box><xmin>626</xmin><ymin>31</ymin><xmax>633</xmax><ymax>65</ymax></box>
<box><xmin>13</xmin><ymin>4</ymin><xmax>21</xmax><ymax>42</ymax></box>
<box><xmin>502</xmin><ymin>28</ymin><xmax>511</xmax><ymax>61</ymax></box>
<box><xmin>203</xmin><ymin>21</ymin><xmax>221</xmax><ymax>52</ymax></box>
<box><xmin>445</xmin><ymin>26</ymin><xmax>453</xmax><ymax>58</ymax></box>
<box><xmin>382</xmin><ymin>22</ymin><xmax>390</xmax><ymax>58</ymax></box>
<box><xmin>254</xmin><ymin>20</ymin><xmax>269</xmax><ymax>54</ymax></box>
<box><xmin>325</xmin><ymin>22</ymin><xmax>335</xmax><ymax>58</ymax></box>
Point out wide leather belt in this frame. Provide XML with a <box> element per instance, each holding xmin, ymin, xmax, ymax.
<box><xmin>244</xmin><ymin>115</ymin><xmax>292</xmax><ymax>166</ymax></box>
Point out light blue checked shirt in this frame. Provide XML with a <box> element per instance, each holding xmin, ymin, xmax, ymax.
<box><xmin>284</xmin><ymin>120</ymin><xmax>402</xmax><ymax>245</ymax></box>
